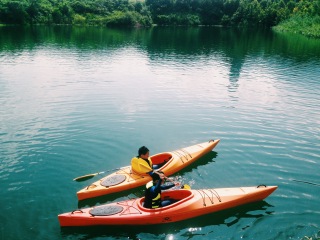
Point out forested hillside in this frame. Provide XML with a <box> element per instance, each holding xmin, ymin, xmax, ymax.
<box><xmin>0</xmin><ymin>0</ymin><xmax>319</xmax><ymax>36</ymax></box>
<box><xmin>0</xmin><ymin>0</ymin><xmax>153</xmax><ymax>26</ymax></box>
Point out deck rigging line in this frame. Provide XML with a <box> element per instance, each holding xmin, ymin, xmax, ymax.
<box><xmin>172</xmin><ymin>150</ymin><xmax>188</xmax><ymax>163</ymax></box>
<box><xmin>180</xmin><ymin>148</ymin><xmax>192</xmax><ymax>159</ymax></box>
<box><xmin>196</xmin><ymin>189</ymin><xmax>221</xmax><ymax>206</ymax></box>
<box><xmin>118</xmin><ymin>199</ymin><xmax>143</xmax><ymax>215</ymax></box>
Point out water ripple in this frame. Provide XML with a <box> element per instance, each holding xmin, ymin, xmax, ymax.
<box><xmin>1</xmin><ymin>26</ymin><xmax>320</xmax><ymax>240</ymax></box>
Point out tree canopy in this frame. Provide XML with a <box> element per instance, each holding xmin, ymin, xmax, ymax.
<box><xmin>0</xmin><ymin>0</ymin><xmax>319</xmax><ymax>28</ymax></box>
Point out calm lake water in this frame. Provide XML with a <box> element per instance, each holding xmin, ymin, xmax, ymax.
<box><xmin>0</xmin><ymin>25</ymin><xmax>319</xmax><ymax>240</ymax></box>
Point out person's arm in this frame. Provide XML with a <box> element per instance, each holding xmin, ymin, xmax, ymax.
<box><xmin>160</xmin><ymin>183</ymin><xmax>175</xmax><ymax>190</ymax></box>
<box><xmin>161</xmin><ymin>176</ymin><xmax>180</xmax><ymax>190</ymax></box>
<box><xmin>148</xmin><ymin>169</ymin><xmax>164</xmax><ymax>177</ymax></box>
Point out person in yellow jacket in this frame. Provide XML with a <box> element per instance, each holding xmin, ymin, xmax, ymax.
<box><xmin>131</xmin><ymin>146</ymin><xmax>164</xmax><ymax>176</ymax></box>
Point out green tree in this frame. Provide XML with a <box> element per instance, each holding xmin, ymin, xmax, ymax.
<box><xmin>27</xmin><ymin>0</ymin><xmax>53</xmax><ymax>23</ymax></box>
<box><xmin>52</xmin><ymin>2</ymin><xmax>73</xmax><ymax>24</ymax></box>
<box><xmin>198</xmin><ymin>0</ymin><xmax>224</xmax><ymax>25</ymax></box>
<box><xmin>1</xmin><ymin>0</ymin><xmax>29</xmax><ymax>24</ymax></box>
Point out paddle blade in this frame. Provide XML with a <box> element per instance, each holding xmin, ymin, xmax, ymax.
<box><xmin>73</xmin><ymin>173</ymin><xmax>98</xmax><ymax>182</ymax></box>
<box><xmin>182</xmin><ymin>184</ymin><xmax>191</xmax><ymax>190</ymax></box>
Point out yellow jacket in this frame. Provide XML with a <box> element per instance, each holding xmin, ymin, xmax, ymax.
<box><xmin>131</xmin><ymin>157</ymin><xmax>153</xmax><ymax>175</ymax></box>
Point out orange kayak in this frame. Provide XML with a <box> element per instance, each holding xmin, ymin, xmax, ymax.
<box><xmin>59</xmin><ymin>185</ymin><xmax>277</xmax><ymax>227</ymax></box>
<box><xmin>77</xmin><ymin>139</ymin><xmax>220</xmax><ymax>200</ymax></box>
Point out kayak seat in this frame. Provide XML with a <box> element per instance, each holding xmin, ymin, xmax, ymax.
<box><xmin>150</xmin><ymin>153</ymin><xmax>172</xmax><ymax>166</ymax></box>
<box><xmin>138</xmin><ymin>189</ymin><xmax>193</xmax><ymax>211</ymax></box>
<box><xmin>140</xmin><ymin>199</ymin><xmax>177</xmax><ymax>209</ymax></box>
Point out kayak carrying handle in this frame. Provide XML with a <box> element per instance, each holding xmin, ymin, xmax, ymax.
<box><xmin>71</xmin><ymin>209</ymin><xmax>84</xmax><ymax>214</ymax></box>
<box><xmin>257</xmin><ymin>184</ymin><xmax>267</xmax><ymax>188</ymax></box>
<box><xmin>86</xmin><ymin>184</ymin><xmax>97</xmax><ymax>190</ymax></box>
<box><xmin>209</xmin><ymin>139</ymin><xmax>215</xmax><ymax>142</ymax></box>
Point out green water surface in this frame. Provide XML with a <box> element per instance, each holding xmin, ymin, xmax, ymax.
<box><xmin>0</xmin><ymin>26</ymin><xmax>319</xmax><ymax>240</ymax></box>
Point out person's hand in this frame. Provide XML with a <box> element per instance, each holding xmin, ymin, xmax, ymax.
<box><xmin>175</xmin><ymin>182</ymin><xmax>180</xmax><ymax>187</ymax></box>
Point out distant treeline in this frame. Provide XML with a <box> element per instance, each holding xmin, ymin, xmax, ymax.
<box><xmin>0</xmin><ymin>0</ymin><xmax>319</xmax><ymax>28</ymax></box>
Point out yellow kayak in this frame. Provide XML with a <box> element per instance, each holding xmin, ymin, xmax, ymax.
<box><xmin>77</xmin><ymin>139</ymin><xmax>220</xmax><ymax>200</ymax></box>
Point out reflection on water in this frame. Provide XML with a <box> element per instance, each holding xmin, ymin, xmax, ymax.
<box><xmin>1</xmin><ymin>25</ymin><xmax>319</xmax><ymax>60</ymax></box>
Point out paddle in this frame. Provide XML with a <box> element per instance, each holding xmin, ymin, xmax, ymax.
<box><xmin>291</xmin><ymin>179</ymin><xmax>320</xmax><ymax>187</ymax></box>
<box><xmin>162</xmin><ymin>175</ymin><xmax>191</xmax><ymax>190</ymax></box>
<box><xmin>73</xmin><ymin>167</ymin><xmax>127</xmax><ymax>182</ymax></box>
<box><xmin>182</xmin><ymin>184</ymin><xmax>191</xmax><ymax>190</ymax></box>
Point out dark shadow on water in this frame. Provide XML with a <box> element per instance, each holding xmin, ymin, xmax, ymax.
<box><xmin>61</xmin><ymin>200</ymin><xmax>274</xmax><ymax>239</ymax></box>
<box><xmin>175</xmin><ymin>150</ymin><xmax>218</xmax><ymax>175</ymax></box>
<box><xmin>77</xmin><ymin>151</ymin><xmax>218</xmax><ymax>208</ymax></box>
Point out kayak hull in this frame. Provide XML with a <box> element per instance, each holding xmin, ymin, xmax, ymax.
<box><xmin>77</xmin><ymin>139</ymin><xmax>220</xmax><ymax>200</ymax></box>
<box><xmin>59</xmin><ymin>185</ymin><xmax>277</xmax><ymax>227</ymax></box>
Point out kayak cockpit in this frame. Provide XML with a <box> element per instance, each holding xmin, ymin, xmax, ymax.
<box><xmin>138</xmin><ymin>189</ymin><xmax>193</xmax><ymax>211</ymax></box>
<box><xmin>150</xmin><ymin>153</ymin><xmax>172</xmax><ymax>166</ymax></box>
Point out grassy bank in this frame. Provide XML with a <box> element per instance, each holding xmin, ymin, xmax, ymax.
<box><xmin>273</xmin><ymin>15</ymin><xmax>320</xmax><ymax>38</ymax></box>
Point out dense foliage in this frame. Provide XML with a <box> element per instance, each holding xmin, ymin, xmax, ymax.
<box><xmin>0</xmin><ymin>0</ymin><xmax>319</xmax><ymax>30</ymax></box>
<box><xmin>273</xmin><ymin>15</ymin><xmax>320</xmax><ymax>38</ymax></box>
<box><xmin>0</xmin><ymin>0</ymin><xmax>153</xmax><ymax>26</ymax></box>
<box><xmin>273</xmin><ymin>0</ymin><xmax>320</xmax><ymax>38</ymax></box>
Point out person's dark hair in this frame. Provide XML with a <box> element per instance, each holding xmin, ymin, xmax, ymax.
<box><xmin>138</xmin><ymin>146</ymin><xmax>149</xmax><ymax>156</ymax></box>
<box><xmin>151</xmin><ymin>171</ymin><xmax>164</xmax><ymax>182</ymax></box>
<box><xmin>151</xmin><ymin>172</ymin><xmax>160</xmax><ymax>181</ymax></box>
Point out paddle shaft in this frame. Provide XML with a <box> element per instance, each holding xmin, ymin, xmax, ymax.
<box><xmin>291</xmin><ymin>179</ymin><xmax>320</xmax><ymax>187</ymax></box>
<box><xmin>73</xmin><ymin>166</ymin><xmax>128</xmax><ymax>181</ymax></box>
<box><xmin>163</xmin><ymin>176</ymin><xmax>190</xmax><ymax>189</ymax></box>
